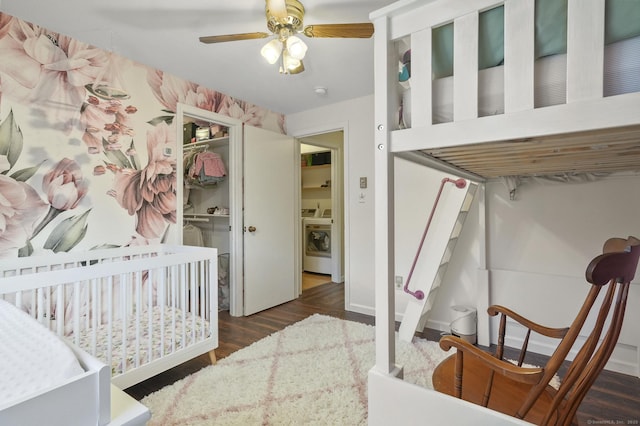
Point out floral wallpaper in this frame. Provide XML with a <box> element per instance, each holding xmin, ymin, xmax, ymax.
<box><xmin>0</xmin><ymin>13</ymin><xmax>285</xmax><ymax>258</ymax></box>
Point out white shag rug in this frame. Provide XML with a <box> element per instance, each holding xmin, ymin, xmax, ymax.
<box><xmin>140</xmin><ymin>314</ymin><xmax>450</xmax><ymax>425</ymax></box>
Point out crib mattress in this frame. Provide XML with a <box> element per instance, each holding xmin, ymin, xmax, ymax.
<box><xmin>0</xmin><ymin>299</ymin><xmax>85</xmax><ymax>409</ymax></box>
<box><xmin>72</xmin><ymin>306</ymin><xmax>211</xmax><ymax>376</ymax></box>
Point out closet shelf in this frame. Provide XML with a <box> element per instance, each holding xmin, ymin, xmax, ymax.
<box><xmin>184</xmin><ymin>213</ymin><xmax>230</xmax><ymax>219</ymax></box>
<box><xmin>302</xmin><ymin>186</ymin><xmax>331</xmax><ymax>190</ymax></box>
<box><xmin>184</xmin><ymin>136</ymin><xmax>229</xmax><ymax>150</ymax></box>
<box><xmin>301</xmin><ymin>164</ymin><xmax>331</xmax><ymax>170</ymax></box>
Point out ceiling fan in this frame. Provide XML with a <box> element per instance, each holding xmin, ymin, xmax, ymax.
<box><xmin>199</xmin><ymin>0</ymin><xmax>374</xmax><ymax>74</ymax></box>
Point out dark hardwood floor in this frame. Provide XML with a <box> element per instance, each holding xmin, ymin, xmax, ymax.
<box><xmin>125</xmin><ymin>282</ymin><xmax>640</xmax><ymax>425</ymax></box>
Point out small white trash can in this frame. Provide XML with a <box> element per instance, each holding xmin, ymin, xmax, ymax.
<box><xmin>450</xmin><ymin>305</ymin><xmax>477</xmax><ymax>344</ymax></box>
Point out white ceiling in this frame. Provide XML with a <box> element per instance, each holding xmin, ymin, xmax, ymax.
<box><xmin>1</xmin><ymin>0</ymin><xmax>398</xmax><ymax>115</ymax></box>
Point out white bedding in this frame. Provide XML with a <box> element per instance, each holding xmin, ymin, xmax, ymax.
<box><xmin>417</xmin><ymin>34</ymin><xmax>640</xmax><ymax>125</ymax></box>
<box><xmin>0</xmin><ymin>299</ymin><xmax>85</xmax><ymax>410</ymax></box>
<box><xmin>73</xmin><ymin>305</ymin><xmax>210</xmax><ymax>377</ymax></box>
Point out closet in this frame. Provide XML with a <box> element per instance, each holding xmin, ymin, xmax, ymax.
<box><xmin>182</xmin><ymin>117</ymin><xmax>232</xmax><ymax>311</ymax></box>
<box><xmin>175</xmin><ymin>104</ymin><xmax>299</xmax><ymax>317</ymax></box>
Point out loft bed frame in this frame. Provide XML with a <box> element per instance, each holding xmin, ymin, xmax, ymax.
<box><xmin>368</xmin><ymin>0</ymin><xmax>640</xmax><ymax>424</ymax></box>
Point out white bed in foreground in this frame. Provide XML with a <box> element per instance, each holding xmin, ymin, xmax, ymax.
<box><xmin>0</xmin><ymin>298</ymin><xmax>112</xmax><ymax>426</ymax></box>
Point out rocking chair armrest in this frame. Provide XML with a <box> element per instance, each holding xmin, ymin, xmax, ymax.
<box><xmin>439</xmin><ymin>335</ymin><xmax>544</xmax><ymax>385</ymax></box>
<box><xmin>488</xmin><ymin>305</ymin><xmax>569</xmax><ymax>339</ymax></box>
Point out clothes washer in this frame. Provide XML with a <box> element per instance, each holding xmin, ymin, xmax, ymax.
<box><xmin>303</xmin><ymin>217</ymin><xmax>332</xmax><ymax>274</ymax></box>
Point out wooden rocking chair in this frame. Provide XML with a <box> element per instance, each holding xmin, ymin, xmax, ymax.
<box><xmin>432</xmin><ymin>236</ymin><xmax>640</xmax><ymax>425</ymax></box>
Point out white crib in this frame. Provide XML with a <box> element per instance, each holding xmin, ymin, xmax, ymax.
<box><xmin>0</xmin><ymin>244</ymin><xmax>218</xmax><ymax>425</ymax></box>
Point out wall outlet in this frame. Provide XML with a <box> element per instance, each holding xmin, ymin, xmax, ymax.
<box><xmin>395</xmin><ymin>275</ymin><xmax>403</xmax><ymax>289</ymax></box>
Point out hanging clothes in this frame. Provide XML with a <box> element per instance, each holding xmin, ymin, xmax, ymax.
<box><xmin>192</xmin><ymin>151</ymin><xmax>226</xmax><ymax>179</ymax></box>
<box><xmin>183</xmin><ymin>149</ymin><xmax>227</xmax><ymax>187</ymax></box>
<box><xmin>183</xmin><ymin>223</ymin><xmax>204</xmax><ymax>247</ymax></box>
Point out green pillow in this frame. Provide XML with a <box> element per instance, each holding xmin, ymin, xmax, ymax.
<box><xmin>430</xmin><ymin>0</ymin><xmax>640</xmax><ymax>79</ymax></box>
<box><xmin>605</xmin><ymin>0</ymin><xmax>640</xmax><ymax>44</ymax></box>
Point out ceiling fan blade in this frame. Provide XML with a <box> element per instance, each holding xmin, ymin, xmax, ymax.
<box><xmin>199</xmin><ymin>32</ymin><xmax>270</xmax><ymax>44</ymax></box>
<box><xmin>266</xmin><ymin>0</ymin><xmax>289</xmax><ymax>22</ymax></box>
<box><xmin>302</xmin><ymin>23</ymin><xmax>374</xmax><ymax>39</ymax></box>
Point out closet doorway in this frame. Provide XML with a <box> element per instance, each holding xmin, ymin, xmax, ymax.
<box><xmin>175</xmin><ymin>104</ymin><xmax>299</xmax><ymax>317</ymax></box>
<box><xmin>298</xmin><ymin>130</ymin><xmax>344</xmax><ymax>292</ymax></box>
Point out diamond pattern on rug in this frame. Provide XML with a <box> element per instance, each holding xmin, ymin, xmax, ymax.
<box><xmin>141</xmin><ymin>314</ymin><xmax>450</xmax><ymax>426</ymax></box>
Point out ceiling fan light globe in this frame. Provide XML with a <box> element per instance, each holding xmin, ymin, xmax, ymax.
<box><xmin>284</xmin><ymin>55</ymin><xmax>301</xmax><ymax>70</ymax></box>
<box><xmin>286</xmin><ymin>36</ymin><xmax>307</xmax><ymax>60</ymax></box>
<box><xmin>261</xmin><ymin>39</ymin><xmax>282</xmax><ymax>64</ymax></box>
<box><xmin>289</xmin><ymin>60</ymin><xmax>305</xmax><ymax>74</ymax></box>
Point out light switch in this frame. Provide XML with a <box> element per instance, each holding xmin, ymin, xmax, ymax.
<box><xmin>359</xmin><ymin>177</ymin><xmax>367</xmax><ymax>189</ymax></box>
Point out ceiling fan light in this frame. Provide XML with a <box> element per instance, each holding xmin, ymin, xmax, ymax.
<box><xmin>286</xmin><ymin>36</ymin><xmax>307</xmax><ymax>60</ymax></box>
<box><xmin>289</xmin><ymin>60</ymin><xmax>305</xmax><ymax>74</ymax></box>
<box><xmin>279</xmin><ymin>50</ymin><xmax>305</xmax><ymax>74</ymax></box>
<box><xmin>261</xmin><ymin>39</ymin><xmax>282</xmax><ymax>64</ymax></box>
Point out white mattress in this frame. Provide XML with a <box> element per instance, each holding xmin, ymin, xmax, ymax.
<box><xmin>73</xmin><ymin>306</ymin><xmax>210</xmax><ymax>376</ymax></box>
<box><xmin>0</xmin><ymin>299</ymin><xmax>85</xmax><ymax>409</ymax></box>
<box><xmin>423</xmin><ymin>35</ymin><xmax>640</xmax><ymax>124</ymax></box>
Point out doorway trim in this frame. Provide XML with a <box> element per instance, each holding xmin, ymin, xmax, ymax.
<box><xmin>293</xmin><ymin>122</ymin><xmax>349</xmax><ymax>306</ymax></box>
<box><xmin>175</xmin><ymin>104</ymin><xmax>244</xmax><ymax>316</ymax></box>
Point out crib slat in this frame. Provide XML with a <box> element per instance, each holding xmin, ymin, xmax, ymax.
<box><xmin>146</xmin><ymin>269</ymin><xmax>154</xmax><ymax>363</ymax></box>
<box><xmin>120</xmin><ymin>273</ymin><xmax>128</xmax><ymax>373</ymax></box>
<box><xmin>191</xmin><ymin>261</ymin><xmax>197</xmax><ymax>344</ymax></box>
<box><xmin>567</xmin><ymin>0</ymin><xmax>605</xmax><ymax>102</ymax></box>
<box><xmin>134</xmin><ymin>272</ymin><xmax>141</xmax><ymax>368</ymax></box>
<box><xmin>410</xmin><ymin>28</ymin><xmax>432</xmax><ymax>127</ymax></box>
<box><xmin>170</xmin><ymin>264</ymin><xmax>177</xmax><ymax>353</ymax></box>
<box><xmin>91</xmin><ymin>278</ymin><xmax>98</xmax><ymax>357</ymax></box>
<box><xmin>159</xmin><ymin>265</ymin><xmax>166</xmax><ymax>358</ymax></box>
<box><xmin>453</xmin><ymin>11</ymin><xmax>479</xmax><ymax>121</ymax></box>
<box><xmin>504</xmin><ymin>0</ymin><xmax>535</xmax><ymax>113</ymax></box>
<box><xmin>73</xmin><ymin>281</ymin><xmax>80</xmax><ymax>344</ymax></box>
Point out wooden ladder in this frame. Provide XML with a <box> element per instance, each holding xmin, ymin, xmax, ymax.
<box><xmin>398</xmin><ymin>179</ymin><xmax>478</xmax><ymax>342</ymax></box>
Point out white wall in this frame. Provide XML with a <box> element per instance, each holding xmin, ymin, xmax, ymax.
<box><xmin>287</xmin><ymin>96</ymin><xmax>376</xmax><ymax>314</ymax></box>
<box><xmin>287</xmin><ymin>95</ymin><xmax>640</xmax><ymax>376</ymax></box>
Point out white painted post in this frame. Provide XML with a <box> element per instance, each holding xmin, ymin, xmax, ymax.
<box><xmin>454</xmin><ymin>12</ymin><xmax>479</xmax><ymax>121</ymax></box>
<box><xmin>567</xmin><ymin>0</ymin><xmax>605</xmax><ymax>102</ymax></box>
<box><xmin>504</xmin><ymin>0</ymin><xmax>535</xmax><ymax>113</ymax></box>
<box><xmin>411</xmin><ymin>28</ymin><xmax>433</xmax><ymax>127</ymax></box>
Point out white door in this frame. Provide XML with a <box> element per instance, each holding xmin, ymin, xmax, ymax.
<box><xmin>243</xmin><ymin>125</ymin><xmax>298</xmax><ymax>315</ymax></box>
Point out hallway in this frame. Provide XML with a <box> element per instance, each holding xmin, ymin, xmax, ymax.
<box><xmin>302</xmin><ymin>271</ymin><xmax>332</xmax><ymax>291</ymax></box>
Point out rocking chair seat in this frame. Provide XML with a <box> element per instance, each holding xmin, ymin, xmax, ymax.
<box><xmin>433</xmin><ymin>354</ymin><xmax>560</xmax><ymax>424</ymax></box>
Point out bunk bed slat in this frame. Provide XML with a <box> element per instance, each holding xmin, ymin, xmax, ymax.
<box><xmin>453</xmin><ymin>12</ymin><xmax>479</xmax><ymax>121</ymax></box>
<box><xmin>567</xmin><ymin>0</ymin><xmax>605</xmax><ymax>103</ymax></box>
<box><xmin>504</xmin><ymin>0</ymin><xmax>535</xmax><ymax>113</ymax></box>
<box><xmin>410</xmin><ymin>28</ymin><xmax>432</xmax><ymax>127</ymax></box>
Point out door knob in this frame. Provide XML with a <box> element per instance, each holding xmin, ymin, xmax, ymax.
<box><xmin>247</xmin><ymin>226</ymin><xmax>257</xmax><ymax>232</ymax></box>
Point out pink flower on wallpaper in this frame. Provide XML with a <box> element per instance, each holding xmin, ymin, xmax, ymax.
<box><xmin>147</xmin><ymin>69</ymin><xmax>228</xmax><ymax>114</ymax></box>
<box><xmin>113</xmin><ymin>121</ymin><xmax>177</xmax><ymax>240</ymax></box>
<box><xmin>0</xmin><ymin>13</ymin><xmax>13</xmax><ymax>40</ymax></box>
<box><xmin>218</xmin><ymin>97</ymin><xmax>266</xmax><ymax>128</ymax></box>
<box><xmin>0</xmin><ymin>19</ymin><xmax>110</xmax><ymax>130</ymax></box>
<box><xmin>42</xmin><ymin>158</ymin><xmax>88</xmax><ymax>211</ymax></box>
<box><xmin>79</xmin><ymin>97</ymin><xmax>136</xmax><ymax>153</ymax></box>
<box><xmin>0</xmin><ymin>174</ymin><xmax>48</xmax><ymax>256</ymax></box>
